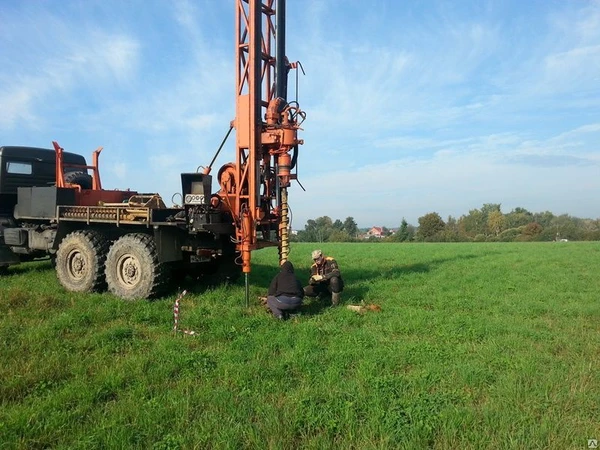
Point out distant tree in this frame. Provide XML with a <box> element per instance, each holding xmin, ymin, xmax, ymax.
<box><xmin>579</xmin><ymin>219</ymin><xmax>600</xmax><ymax>240</ymax></box>
<box><xmin>481</xmin><ymin>203</ymin><xmax>501</xmax><ymax>216</ymax></box>
<box><xmin>533</xmin><ymin>211</ymin><xmax>555</xmax><ymax>228</ymax></box>
<box><xmin>435</xmin><ymin>215</ymin><xmax>462</xmax><ymax>242</ymax></box>
<box><xmin>499</xmin><ymin>228</ymin><xmax>520</xmax><ymax>242</ymax></box>
<box><xmin>297</xmin><ymin>216</ymin><xmax>334</xmax><ymax>242</ymax></box>
<box><xmin>314</xmin><ymin>216</ymin><xmax>334</xmax><ymax>242</ymax></box>
<box><xmin>296</xmin><ymin>219</ymin><xmax>317</xmax><ymax>242</ymax></box>
<box><xmin>521</xmin><ymin>222</ymin><xmax>543</xmax><ymax>240</ymax></box>
<box><xmin>342</xmin><ymin>217</ymin><xmax>359</xmax><ymax>239</ymax></box>
<box><xmin>487</xmin><ymin>210</ymin><xmax>506</xmax><ymax>236</ymax></box>
<box><xmin>458</xmin><ymin>208</ymin><xmax>486</xmax><ymax>237</ymax></box>
<box><xmin>391</xmin><ymin>218</ymin><xmax>414</xmax><ymax>242</ymax></box>
<box><xmin>397</xmin><ymin>219</ymin><xmax>409</xmax><ymax>242</ymax></box>
<box><xmin>417</xmin><ymin>212</ymin><xmax>445</xmax><ymax>241</ymax></box>
<box><xmin>458</xmin><ymin>203</ymin><xmax>503</xmax><ymax>238</ymax></box>
<box><xmin>329</xmin><ymin>230</ymin><xmax>352</xmax><ymax>242</ymax></box>
<box><xmin>581</xmin><ymin>219</ymin><xmax>600</xmax><ymax>241</ymax></box>
<box><xmin>405</xmin><ymin>223</ymin><xmax>417</xmax><ymax>241</ymax></box>
<box><xmin>296</xmin><ymin>216</ymin><xmax>361</xmax><ymax>242</ymax></box>
<box><xmin>446</xmin><ymin>215</ymin><xmax>458</xmax><ymax>231</ymax></box>
<box><xmin>296</xmin><ymin>206</ymin><xmax>597</xmax><ymax>244</ymax></box>
<box><xmin>440</xmin><ymin>215</ymin><xmax>464</xmax><ymax>241</ymax></box>
<box><xmin>550</xmin><ymin>214</ymin><xmax>583</xmax><ymax>241</ymax></box>
<box><xmin>505</xmin><ymin>207</ymin><xmax>533</xmax><ymax>228</ymax></box>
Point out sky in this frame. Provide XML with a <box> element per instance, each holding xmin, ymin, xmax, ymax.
<box><xmin>1</xmin><ymin>0</ymin><xmax>599</xmax><ymax>229</ymax></box>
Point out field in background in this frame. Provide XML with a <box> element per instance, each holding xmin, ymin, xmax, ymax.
<box><xmin>1</xmin><ymin>242</ymin><xmax>599</xmax><ymax>449</ymax></box>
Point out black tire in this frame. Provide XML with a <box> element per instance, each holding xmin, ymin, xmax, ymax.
<box><xmin>64</xmin><ymin>171</ymin><xmax>93</xmax><ymax>189</ymax></box>
<box><xmin>55</xmin><ymin>230</ymin><xmax>108</xmax><ymax>293</ymax></box>
<box><xmin>105</xmin><ymin>233</ymin><xmax>167</xmax><ymax>300</ymax></box>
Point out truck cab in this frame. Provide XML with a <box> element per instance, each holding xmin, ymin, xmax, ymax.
<box><xmin>0</xmin><ymin>146</ymin><xmax>88</xmax><ymax>269</ymax></box>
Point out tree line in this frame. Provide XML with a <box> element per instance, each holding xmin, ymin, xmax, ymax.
<box><xmin>293</xmin><ymin>204</ymin><xmax>600</xmax><ymax>243</ymax></box>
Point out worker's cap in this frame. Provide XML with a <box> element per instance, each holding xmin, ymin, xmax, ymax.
<box><xmin>311</xmin><ymin>249</ymin><xmax>323</xmax><ymax>260</ymax></box>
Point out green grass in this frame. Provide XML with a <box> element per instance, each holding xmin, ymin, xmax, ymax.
<box><xmin>1</xmin><ymin>242</ymin><xmax>599</xmax><ymax>449</ymax></box>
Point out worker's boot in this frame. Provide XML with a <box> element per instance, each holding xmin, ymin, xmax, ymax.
<box><xmin>331</xmin><ymin>292</ymin><xmax>341</xmax><ymax>307</ymax></box>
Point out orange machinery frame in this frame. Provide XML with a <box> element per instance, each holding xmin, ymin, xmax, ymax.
<box><xmin>52</xmin><ymin>140</ymin><xmax>135</xmax><ymax>206</ymax></box>
<box><xmin>220</xmin><ymin>0</ymin><xmax>304</xmax><ymax>274</ymax></box>
<box><xmin>53</xmin><ymin>140</ymin><xmax>103</xmax><ymax>190</ymax></box>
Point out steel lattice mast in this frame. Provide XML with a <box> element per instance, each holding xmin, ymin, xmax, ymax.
<box><xmin>203</xmin><ymin>0</ymin><xmax>304</xmax><ymax>305</ymax></box>
<box><xmin>229</xmin><ymin>0</ymin><xmax>303</xmax><ymax>294</ymax></box>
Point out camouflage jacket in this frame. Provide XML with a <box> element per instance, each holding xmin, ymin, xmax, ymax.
<box><xmin>310</xmin><ymin>256</ymin><xmax>342</xmax><ymax>281</ymax></box>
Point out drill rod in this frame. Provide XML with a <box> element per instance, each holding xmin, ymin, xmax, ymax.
<box><xmin>245</xmin><ymin>272</ymin><xmax>249</xmax><ymax>308</ymax></box>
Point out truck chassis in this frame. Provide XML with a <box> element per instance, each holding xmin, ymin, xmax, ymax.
<box><xmin>0</xmin><ymin>147</ymin><xmax>241</xmax><ymax>300</ymax></box>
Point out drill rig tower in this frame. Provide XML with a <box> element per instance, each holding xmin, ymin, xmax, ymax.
<box><xmin>208</xmin><ymin>0</ymin><xmax>304</xmax><ymax>301</ymax></box>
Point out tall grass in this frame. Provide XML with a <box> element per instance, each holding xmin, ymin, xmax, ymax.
<box><xmin>0</xmin><ymin>242</ymin><xmax>599</xmax><ymax>449</ymax></box>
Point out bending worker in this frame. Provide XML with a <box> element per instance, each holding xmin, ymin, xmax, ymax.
<box><xmin>303</xmin><ymin>249</ymin><xmax>344</xmax><ymax>306</ymax></box>
<box><xmin>266</xmin><ymin>261</ymin><xmax>304</xmax><ymax>320</ymax></box>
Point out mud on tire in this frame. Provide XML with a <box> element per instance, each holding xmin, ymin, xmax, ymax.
<box><xmin>105</xmin><ymin>233</ymin><xmax>167</xmax><ymax>300</ymax></box>
<box><xmin>55</xmin><ymin>230</ymin><xmax>108</xmax><ymax>293</ymax></box>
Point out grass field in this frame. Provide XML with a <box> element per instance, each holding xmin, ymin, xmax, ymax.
<box><xmin>1</xmin><ymin>242</ymin><xmax>599</xmax><ymax>449</ymax></box>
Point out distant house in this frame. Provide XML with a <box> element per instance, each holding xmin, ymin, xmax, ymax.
<box><xmin>366</xmin><ymin>226</ymin><xmax>384</xmax><ymax>238</ymax></box>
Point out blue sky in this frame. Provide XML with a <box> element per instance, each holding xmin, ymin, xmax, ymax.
<box><xmin>1</xmin><ymin>0</ymin><xmax>599</xmax><ymax>229</ymax></box>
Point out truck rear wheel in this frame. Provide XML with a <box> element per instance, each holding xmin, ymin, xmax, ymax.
<box><xmin>56</xmin><ymin>230</ymin><xmax>108</xmax><ymax>293</ymax></box>
<box><xmin>105</xmin><ymin>233</ymin><xmax>166</xmax><ymax>300</ymax></box>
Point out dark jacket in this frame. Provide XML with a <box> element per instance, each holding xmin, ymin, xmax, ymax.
<box><xmin>268</xmin><ymin>261</ymin><xmax>305</xmax><ymax>298</ymax></box>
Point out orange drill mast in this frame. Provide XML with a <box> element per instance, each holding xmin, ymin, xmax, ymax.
<box><xmin>207</xmin><ymin>0</ymin><xmax>304</xmax><ymax>294</ymax></box>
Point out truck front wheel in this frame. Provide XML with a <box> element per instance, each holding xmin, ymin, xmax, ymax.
<box><xmin>105</xmin><ymin>233</ymin><xmax>166</xmax><ymax>300</ymax></box>
<box><xmin>55</xmin><ymin>230</ymin><xmax>108</xmax><ymax>292</ymax></box>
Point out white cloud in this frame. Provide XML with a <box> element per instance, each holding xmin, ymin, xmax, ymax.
<box><xmin>540</xmin><ymin>45</ymin><xmax>600</xmax><ymax>93</ymax></box>
<box><xmin>0</xmin><ymin>87</ymin><xmax>36</xmax><ymax>129</ymax></box>
<box><xmin>0</xmin><ymin>30</ymin><xmax>140</xmax><ymax>131</ymax></box>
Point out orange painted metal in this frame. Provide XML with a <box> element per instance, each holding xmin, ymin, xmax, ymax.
<box><xmin>229</xmin><ymin>0</ymin><xmax>304</xmax><ymax>273</ymax></box>
<box><xmin>52</xmin><ymin>141</ymin><xmax>103</xmax><ymax>190</ymax></box>
<box><xmin>52</xmin><ymin>140</ymin><xmax>135</xmax><ymax>206</ymax></box>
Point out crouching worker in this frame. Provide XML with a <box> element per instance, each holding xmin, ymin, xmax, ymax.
<box><xmin>304</xmin><ymin>249</ymin><xmax>344</xmax><ymax>306</ymax></box>
<box><xmin>266</xmin><ymin>261</ymin><xmax>304</xmax><ymax>320</ymax></box>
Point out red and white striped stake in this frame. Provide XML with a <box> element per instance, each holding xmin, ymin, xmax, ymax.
<box><xmin>173</xmin><ymin>290</ymin><xmax>196</xmax><ymax>336</ymax></box>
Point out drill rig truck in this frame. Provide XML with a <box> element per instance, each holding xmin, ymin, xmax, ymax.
<box><xmin>0</xmin><ymin>0</ymin><xmax>304</xmax><ymax>301</ymax></box>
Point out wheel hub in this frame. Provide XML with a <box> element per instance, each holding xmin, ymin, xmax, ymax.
<box><xmin>67</xmin><ymin>250</ymin><xmax>86</xmax><ymax>279</ymax></box>
<box><xmin>117</xmin><ymin>254</ymin><xmax>140</xmax><ymax>287</ymax></box>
